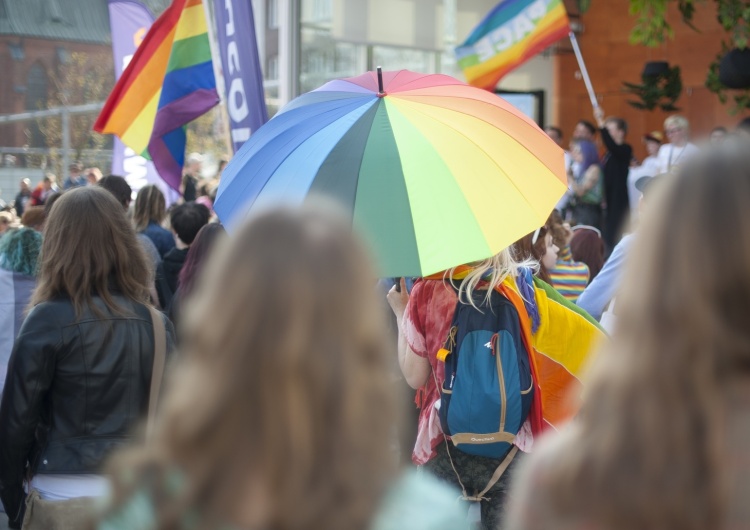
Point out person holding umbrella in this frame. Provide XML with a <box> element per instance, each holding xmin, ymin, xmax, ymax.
<box><xmin>387</xmin><ymin>244</ymin><xmax>603</xmax><ymax>529</ymax></box>
<box><xmin>211</xmin><ymin>70</ymin><xmax>604</xmax><ymax>529</ymax></box>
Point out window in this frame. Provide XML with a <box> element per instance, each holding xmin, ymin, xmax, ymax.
<box><xmin>25</xmin><ymin>64</ymin><xmax>48</xmax><ymax>147</ymax></box>
<box><xmin>267</xmin><ymin>55</ymin><xmax>279</xmax><ymax>80</ymax></box>
<box><xmin>267</xmin><ymin>0</ymin><xmax>278</xmax><ymax>29</ymax></box>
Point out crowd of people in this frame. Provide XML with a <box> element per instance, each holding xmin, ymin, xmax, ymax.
<box><xmin>0</xmin><ymin>111</ymin><xmax>747</xmax><ymax>530</ymax></box>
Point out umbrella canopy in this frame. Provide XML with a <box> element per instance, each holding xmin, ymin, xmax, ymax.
<box><xmin>214</xmin><ymin>69</ymin><xmax>566</xmax><ymax>277</ymax></box>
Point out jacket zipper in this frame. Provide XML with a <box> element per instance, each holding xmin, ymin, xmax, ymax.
<box><xmin>492</xmin><ymin>333</ymin><xmax>507</xmax><ymax>431</ymax></box>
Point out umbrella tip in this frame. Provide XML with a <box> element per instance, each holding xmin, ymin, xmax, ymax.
<box><xmin>376</xmin><ymin>66</ymin><xmax>385</xmax><ymax>97</ymax></box>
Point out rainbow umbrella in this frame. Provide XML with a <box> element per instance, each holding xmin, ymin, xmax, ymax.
<box><xmin>214</xmin><ymin>69</ymin><xmax>566</xmax><ymax>277</ymax></box>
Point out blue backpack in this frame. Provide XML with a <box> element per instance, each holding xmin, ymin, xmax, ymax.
<box><xmin>438</xmin><ymin>285</ymin><xmax>534</xmax><ymax>460</ymax></box>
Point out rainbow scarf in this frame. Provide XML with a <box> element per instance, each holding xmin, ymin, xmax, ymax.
<box><xmin>456</xmin><ymin>0</ymin><xmax>570</xmax><ymax>91</ymax></box>
<box><xmin>94</xmin><ymin>0</ymin><xmax>219</xmax><ymax>192</ymax></box>
<box><xmin>426</xmin><ymin>266</ymin><xmax>604</xmax><ymax>435</ymax></box>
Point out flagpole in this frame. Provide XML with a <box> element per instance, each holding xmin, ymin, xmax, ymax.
<box><xmin>202</xmin><ymin>0</ymin><xmax>234</xmax><ymax>156</ymax></box>
<box><xmin>568</xmin><ymin>31</ymin><xmax>599</xmax><ymax>109</ymax></box>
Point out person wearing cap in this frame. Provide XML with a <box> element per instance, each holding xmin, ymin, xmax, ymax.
<box><xmin>577</xmin><ymin>174</ymin><xmax>661</xmax><ymax>323</ymax></box>
<box><xmin>182</xmin><ymin>153</ymin><xmax>203</xmax><ymax>202</ymax></box>
<box><xmin>64</xmin><ymin>162</ymin><xmax>86</xmax><ymax>190</ymax></box>
<box><xmin>627</xmin><ymin>131</ymin><xmax>663</xmax><ymax>214</ymax></box>
<box><xmin>657</xmin><ymin>115</ymin><xmax>699</xmax><ymax>174</ymax></box>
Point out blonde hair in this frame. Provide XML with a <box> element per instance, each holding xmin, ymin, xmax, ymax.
<box><xmin>664</xmin><ymin>114</ymin><xmax>690</xmax><ymax>133</ymax></box>
<box><xmin>511</xmin><ymin>140</ymin><xmax>750</xmax><ymax>530</ymax></box>
<box><xmin>103</xmin><ymin>203</ymin><xmax>397</xmax><ymax>529</ymax></box>
<box><xmin>449</xmin><ymin>247</ymin><xmax>533</xmax><ymax>310</ymax></box>
<box><xmin>133</xmin><ymin>184</ymin><xmax>166</xmax><ymax>232</ymax></box>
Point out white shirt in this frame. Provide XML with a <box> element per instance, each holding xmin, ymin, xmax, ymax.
<box><xmin>656</xmin><ymin>142</ymin><xmax>699</xmax><ymax>174</ymax></box>
<box><xmin>28</xmin><ymin>474</ymin><xmax>109</xmax><ymax>500</ymax></box>
<box><xmin>628</xmin><ymin>155</ymin><xmax>661</xmax><ymax>213</ymax></box>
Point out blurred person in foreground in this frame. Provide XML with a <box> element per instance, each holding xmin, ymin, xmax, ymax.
<box><xmin>507</xmin><ymin>139</ymin><xmax>750</xmax><ymax>530</ymax></box>
<box><xmin>97</xmin><ymin>204</ymin><xmax>468</xmax><ymax>530</ymax></box>
<box><xmin>133</xmin><ymin>185</ymin><xmax>175</xmax><ymax>259</ymax></box>
<box><xmin>0</xmin><ymin>187</ymin><xmax>175</xmax><ymax>528</ymax></box>
<box><xmin>0</xmin><ymin>228</ymin><xmax>42</xmax><ymax>399</ymax></box>
<box><xmin>168</xmin><ymin>223</ymin><xmax>226</xmax><ymax>330</ymax></box>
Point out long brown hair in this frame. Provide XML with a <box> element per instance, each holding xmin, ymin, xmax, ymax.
<box><xmin>509</xmin><ymin>140</ymin><xmax>750</xmax><ymax>529</ymax></box>
<box><xmin>32</xmin><ymin>187</ymin><xmax>150</xmax><ymax>317</ymax></box>
<box><xmin>104</xmin><ymin>203</ymin><xmax>397</xmax><ymax>529</ymax></box>
<box><xmin>133</xmin><ymin>184</ymin><xmax>166</xmax><ymax>232</ymax></box>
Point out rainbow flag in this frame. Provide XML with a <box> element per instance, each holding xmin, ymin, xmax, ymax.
<box><xmin>456</xmin><ymin>0</ymin><xmax>570</xmax><ymax>91</ymax></box>
<box><xmin>94</xmin><ymin>0</ymin><xmax>219</xmax><ymax>192</ymax></box>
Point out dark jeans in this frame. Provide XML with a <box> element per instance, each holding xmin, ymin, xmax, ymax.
<box><xmin>423</xmin><ymin>442</ymin><xmax>523</xmax><ymax>530</ymax></box>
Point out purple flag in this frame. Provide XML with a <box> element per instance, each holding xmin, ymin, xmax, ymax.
<box><xmin>213</xmin><ymin>0</ymin><xmax>269</xmax><ymax>152</ymax></box>
<box><xmin>107</xmin><ymin>0</ymin><xmax>179</xmax><ymax>204</ymax></box>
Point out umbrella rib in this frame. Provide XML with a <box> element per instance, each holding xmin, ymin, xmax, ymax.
<box><xmin>394</xmin><ymin>92</ymin><xmax>549</xmax><ymax>140</ymax></box>
<box><xmin>219</xmin><ymin>99</ymin><xmax>377</xmax><ymax>220</ymax></box>
<box><xmin>393</xmin><ymin>94</ymin><xmax>565</xmax><ymax>195</ymax></box>
<box><xmin>391</xmin><ymin>99</ymin><xmax>551</xmax><ymax>223</ymax></box>
<box><xmin>389</xmin><ymin>74</ymin><xmax>461</xmax><ymax>93</ymax></box>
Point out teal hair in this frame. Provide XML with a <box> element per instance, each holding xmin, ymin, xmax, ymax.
<box><xmin>0</xmin><ymin>228</ymin><xmax>42</xmax><ymax>276</ymax></box>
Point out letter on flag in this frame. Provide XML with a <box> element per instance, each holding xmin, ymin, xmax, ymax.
<box><xmin>95</xmin><ymin>0</ymin><xmax>220</xmax><ymax>193</ymax></box>
<box><xmin>456</xmin><ymin>0</ymin><xmax>570</xmax><ymax>91</ymax></box>
<box><xmin>213</xmin><ymin>0</ymin><xmax>269</xmax><ymax>152</ymax></box>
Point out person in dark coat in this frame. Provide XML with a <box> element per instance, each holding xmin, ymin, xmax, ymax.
<box><xmin>156</xmin><ymin>202</ymin><xmax>210</xmax><ymax>310</ymax></box>
<box><xmin>595</xmin><ymin>107</ymin><xmax>633</xmax><ymax>253</ymax></box>
<box><xmin>0</xmin><ymin>188</ymin><xmax>175</xmax><ymax>528</ymax></box>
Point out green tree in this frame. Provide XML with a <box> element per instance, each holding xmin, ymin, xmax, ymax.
<box><xmin>626</xmin><ymin>0</ymin><xmax>750</xmax><ymax>113</ymax></box>
<box><xmin>38</xmin><ymin>51</ymin><xmax>114</xmax><ymax>170</ymax></box>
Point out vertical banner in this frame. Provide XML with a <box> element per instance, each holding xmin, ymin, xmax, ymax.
<box><xmin>213</xmin><ymin>0</ymin><xmax>269</xmax><ymax>152</ymax></box>
<box><xmin>107</xmin><ymin>0</ymin><xmax>179</xmax><ymax>203</ymax></box>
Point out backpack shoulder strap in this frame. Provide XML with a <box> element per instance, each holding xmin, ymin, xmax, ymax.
<box><xmin>147</xmin><ymin>306</ymin><xmax>167</xmax><ymax>443</ymax></box>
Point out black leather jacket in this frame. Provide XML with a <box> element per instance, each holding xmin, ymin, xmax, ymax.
<box><xmin>0</xmin><ymin>295</ymin><xmax>175</xmax><ymax>526</ymax></box>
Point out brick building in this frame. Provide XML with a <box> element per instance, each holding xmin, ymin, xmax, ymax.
<box><xmin>0</xmin><ymin>0</ymin><xmax>166</xmax><ymax>149</ymax></box>
<box><xmin>557</xmin><ymin>0</ymin><xmax>750</xmax><ymax>159</ymax></box>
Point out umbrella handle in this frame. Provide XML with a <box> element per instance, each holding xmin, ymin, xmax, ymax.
<box><xmin>377</xmin><ymin>66</ymin><xmax>385</xmax><ymax>96</ymax></box>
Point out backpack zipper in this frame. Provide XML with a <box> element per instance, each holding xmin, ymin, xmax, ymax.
<box><xmin>492</xmin><ymin>333</ymin><xmax>507</xmax><ymax>431</ymax></box>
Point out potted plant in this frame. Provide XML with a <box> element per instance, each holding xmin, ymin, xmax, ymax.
<box><xmin>623</xmin><ymin>63</ymin><xmax>682</xmax><ymax>111</ymax></box>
